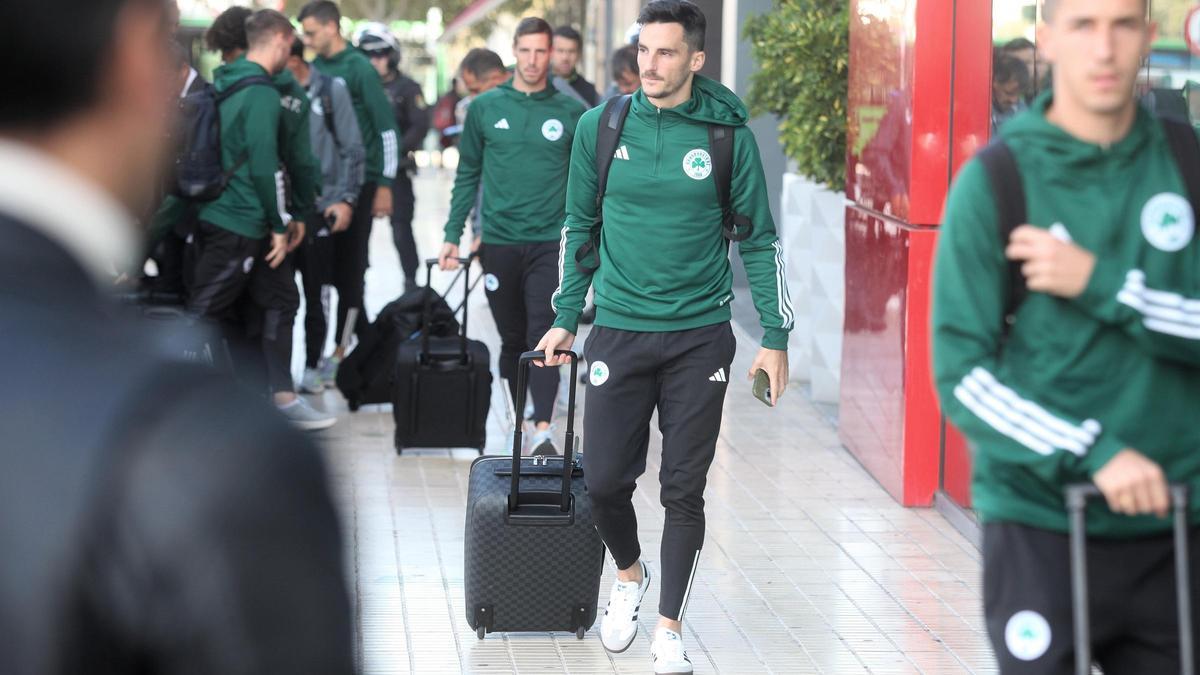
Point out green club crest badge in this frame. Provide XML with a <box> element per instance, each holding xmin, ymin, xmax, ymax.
<box><xmin>542</xmin><ymin>119</ymin><xmax>564</xmax><ymax>141</ymax></box>
<box><xmin>683</xmin><ymin>149</ymin><xmax>712</xmax><ymax>180</ymax></box>
<box><xmin>1141</xmin><ymin>192</ymin><xmax>1194</xmax><ymax>252</ymax></box>
<box><xmin>1005</xmin><ymin>610</ymin><xmax>1052</xmax><ymax>661</ymax></box>
<box><xmin>589</xmin><ymin>361</ymin><xmax>610</xmax><ymax>386</ymax></box>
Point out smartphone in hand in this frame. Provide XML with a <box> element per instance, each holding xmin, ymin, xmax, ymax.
<box><xmin>752</xmin><ymin>368</ymin><xmax>773</xmax><ymax>407</ymax></box>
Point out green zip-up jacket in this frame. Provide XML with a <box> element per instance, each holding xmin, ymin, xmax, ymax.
<box><xmin>198</xmin><ymin>59</ymin><xmax>284</xmax><ymax>238</ymax></box>
<box><xmin>442</xmin><ymin>80</ymin><xmax>585</xmax><ymax>245</ymax></box>
<box><xmin>551</xmin><ymin>76</ymin><xmax>794</xmax><ymax>350</ymax></box>
<box><xmin>933</xmin><ymin>92</ymin><xmax>1200</xmax><ymax>536</ymax></box>
<box><xmin>274</xmin><ymin>68</ymin><xmax>319</xmax><ymax>223</ymax></box>
<box><xmin>313</xmin><ymin>46</ymin><xmax>399</xmax><ymax>186</ymax></box>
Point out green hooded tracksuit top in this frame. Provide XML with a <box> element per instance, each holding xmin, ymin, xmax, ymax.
<box><xmin>198</xmin><ymin>59</ymin><xmax>287</xmax><ymax>238</ymax></box>
<box><xmin>313</xmin><ymin>46</ymin><xmax>400</xmax><ymax>186</ymax></box>
<box><xmin>273</xmin><ymin>67</ymin><xmax>319</xmax><ymax>223</ymax></box>
<box><xmin>933</xmin><ymin>92</ymin><xmax>1200</xmax><ymax>536</ymax></box>
<box><xmin>442</xmin><ymin>80</ymin><xmax>586</xmax><ymax>246</ymax></box>
<box><xmin>552</xmin><ymin>76</ymin><xmax>794</xmax><ymax>350</ymax></box>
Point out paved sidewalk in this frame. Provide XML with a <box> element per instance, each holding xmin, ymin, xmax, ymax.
<box><xmin>298</xmin><ymin>170</ymin><xmax>998</xmax><ymax>674</ymax></box>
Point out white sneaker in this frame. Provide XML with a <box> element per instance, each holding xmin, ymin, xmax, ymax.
<box><xmin>599</xmin><ymin>561</ymin><xmax>650</xmax><ymax>653</ymax></box>
<box><xmin>299</xmin><ymin>368</ymin><xmax>325</xmax><ymax>394</ymax></box>
<box><xmin>278</xmin><ymin>397</ymin><xmax>336</xmax><ymax>431</ymax></box>
<box><xmin>651</xmin><ymin>628</ymin><xmax>693</xmax><ymax>674</ymax></box>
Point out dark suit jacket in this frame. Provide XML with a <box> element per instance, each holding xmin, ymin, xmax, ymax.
<box><xmin>0</xmin><ymin>213</ymin><xmax>355</xmax><ymax>675</ymax></box>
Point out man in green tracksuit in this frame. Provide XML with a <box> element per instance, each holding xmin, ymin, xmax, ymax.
<box><xmin>300</xmin><ymin>0</ymin><xmax>401</xmax><ymax>357</ymax></box>
<box><xmin>933</xmin><ymin>0</ymin><xmax>1200</xmax><ymax>671</ymax></box>
<box><xmin>439</xmin><ymin>17</ymin><xmax>585</xmax><ymax>456</ymax></box>
<box><xmin>537</xmin><ymin>2</ymin><xmax>791</xmax><ymax>671</ymax></box>
<box><xmin>187</xmin><ymin>10</ymin><xmax>333</xmax><ymax>431</ymax></box>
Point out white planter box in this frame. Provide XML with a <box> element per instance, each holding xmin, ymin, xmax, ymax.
<box><xmin>776</xmin><ymin>172</ymin><xmax>846</xmax><ymax>405</ymax></box>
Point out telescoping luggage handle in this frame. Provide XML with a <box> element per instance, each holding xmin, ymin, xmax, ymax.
<box><xmin>1066</xmin><ymin>483</ymin><xmax>1193</xmax><ymax>675</ymax></box>
<box><xmin>506</xmin><ymin>350</ymin><xmax>580</xmax><ymax>525</ymax></box>
<box><xmin>421</xmin><ymin>256</ymin><xmax>475</xmax><ymax>362</ymax></box>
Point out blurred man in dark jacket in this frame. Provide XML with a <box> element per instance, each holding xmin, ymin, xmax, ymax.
<box><xmin>0</xmin><ymin>0</ymin><xmax>355</xmax><ymax>673</ymax></box>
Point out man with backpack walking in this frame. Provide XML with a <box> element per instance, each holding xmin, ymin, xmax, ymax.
<box><xmin>299</xmin><ymin>0</ymin><xmax>402</xmax><ymax>369</ymax></box>
<box><xmin>536</xmin><ymin>1</ymin><xmax>791</xmax><ymax>670</ymax></box>
<box><xmin>185</xmin><ymin>10</ymin><xmax>334</xmax><ymax>430</ymax></box>
<box><xmin>439</xmin><ymin>17</ymin><xmax>585</xmax><ymax>457</ymax></box>
<box><xmin>286</xmin><ymin>35</ymin><xmax>366</xmax><ymax>395</ymax></box>
<box><xmin>932</xmin><ymin>0</ymin><xmax>1200</xmax><ymax>671</ymax></box>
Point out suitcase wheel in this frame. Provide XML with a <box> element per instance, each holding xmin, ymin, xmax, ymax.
<box><xmin>576</xmin><ymin>627</ymin><xmax>586</xmax><ymax>640</ymax></box>
<box><xmin>347</xmin><ymin>399</ymin><xmax>360</xmax><ymax>412</ymax></box>
<box><xmin>395</xmin><ymin>446</ymin><xmax>403</xmax><ymax>456</ymax></box>
<box><xmin>476</xmin><ymin>626</ymin><xmax>485</xmax><ymax>640</ymax></box>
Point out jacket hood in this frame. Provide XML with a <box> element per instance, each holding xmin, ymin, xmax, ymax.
<box><xmin>497</xmin><ymin>79</ymin><xmax>558</xmax><ymax>101</ymax></box>
<box><xmin>212</xmin><ymin>57</ymin><xmax>271</xmax><ymax>92</ymax></box>
<box><xmin>631</xmin><ymin>75</ymin><xmax>748</xmax><ymax>127</ymax></box>
<box><xmin>1000</xmin><ymin>90</ymin><xmax>1156</xmax><ymax>170</ymax></box>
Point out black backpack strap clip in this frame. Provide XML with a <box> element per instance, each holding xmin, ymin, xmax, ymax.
<box><xmin>977</xmin><ymin>139</ymin><xmax>1028</xmax><ymax>338</ymax></box>
<box><xmin>708</xmin><ymin>125</ymin><xmax>753</xmax><ymax>242</ymax></box>
<box><xmin>575</xmin><ymin>94</ymin><xmax>632</xmax><ymax>275</ymax></box>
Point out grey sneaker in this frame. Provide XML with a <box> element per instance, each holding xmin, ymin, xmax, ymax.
<box><xmin>278</xmin><ymin>397</ymin><xmax>336</xmax><ymax>431</ymax></box>
<box><xmin>318</xmin><ymin>356</ymin><xmax>340</xmax><ymax>387</ymax></box>
<box><xmin>299</xmin><ymin>368</ymin><xmax>325</xmax><ymax>394</ymax></box>
<box><xmin>530</xmin><ymin>426</ymin><xmax>558</xmax><ymax>456</ymax></box>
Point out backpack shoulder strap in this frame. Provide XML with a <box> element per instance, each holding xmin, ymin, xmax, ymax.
<box><xmin>976</xmin><ymin>139</ymin><xmax>1028</xmax><ymax>336</ymax></box>
<box><xmin>575</xmin><ymin>95</ymin><xmax>632</xmax><ymax>274</ymax></box>
<box><xmin>1160</xmin><ymin>114</ymin><xmax>1200</xmax><ymax>218</ymax></box>
<box><xmin>707</xmin><ymin>124</ymin><xmax>752</xmax><ymax>242</ymax></box>
<box><xmin>214</xmin><ymin>75</ymin><xmax>275</xmax><ymax>104</ymax></box>
<box><xmin>594</xmin><ymin>95</ymin><xmax>632</xmax><ymax>206</ymax></box>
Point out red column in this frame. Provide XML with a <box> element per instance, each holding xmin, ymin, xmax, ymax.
<box><xmin>841</xmin><ymin>0</ymin><xmax>991</xmax><ymax>507</ymax></box>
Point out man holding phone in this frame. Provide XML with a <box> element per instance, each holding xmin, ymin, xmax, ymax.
<box><xmin>536</xmin><ymin>1</ymin><xmax>791</xmax><ymax>669</ymax></box>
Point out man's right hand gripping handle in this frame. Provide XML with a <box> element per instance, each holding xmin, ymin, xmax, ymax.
<box><xmin>534</xmin><ymin>328</ymin><xmax>575</xmax><ymax>367</ymax></box>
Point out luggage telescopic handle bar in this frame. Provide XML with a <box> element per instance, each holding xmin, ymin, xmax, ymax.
<box><xmin>509</xmin><ymin>350</ymin><xmax>579</xmax><ymax>515</ymax></box>
<box><xmin>1065</xmin><ymin>483</ymin><xmax>1192</xmax><ymax>675</ymax></box>
<box><xmin>422</xmin><ymin>255</ymin><xmax>477</xmax><ymax>361</ymax></box>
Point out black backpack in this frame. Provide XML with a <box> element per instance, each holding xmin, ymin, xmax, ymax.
<box><xmin>574</xmin><ymin>94</ymin><xmax>754</xmax><ymax>274</ymax></box>
<box><xmin>173</xmin><ymin>75</ymin><xmax>274</xmax><ymax>202</ymax></box>
<box><xmin>979</xmin><ymin>113</ymin><xmax>1200</xmax><ymax>337</ymax></box>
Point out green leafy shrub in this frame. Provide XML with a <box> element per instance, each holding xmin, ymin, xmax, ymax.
<box><xmin>744</xmin><ymin>0</ymin><xmax>849</xmax><ymax>191</ymax></box>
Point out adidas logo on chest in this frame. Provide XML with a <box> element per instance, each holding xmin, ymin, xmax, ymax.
<box><xmin>494</xmin><ymin>118</ymin><xmax>510</xmax><ymax>130</ymax></box>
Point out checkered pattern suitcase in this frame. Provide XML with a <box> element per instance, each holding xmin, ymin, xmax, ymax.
<box><xmin>463</xmin><ymin>350</ymin><xmax>605</xmax><ymax>639</ymax></box>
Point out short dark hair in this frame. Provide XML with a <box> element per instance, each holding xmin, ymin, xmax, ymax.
<box><xmin>994</xmin><ymin>55</ymin><xmax>1031</xmax><ymax>89</ymax></box>
<box><xmin>637</xmin><ymin>0</ymin><xmax>705</xmax><ymax>52</ymax></box>
<box><xmin>461</xmin><ymin>48</ymin><xmax>505</xmax><ymax>78</ymax></box>
<box><xmin>1003</xmin><ymin>37</ymin><xmax>1035</xmax><ymax>53</ymax></box>
<box><xmin>246</xmin><ymin>9</ymin><xmax>295</xmax><ymax>48</ymax></box>
<box><xmin>611</xmin><ymin>43</ymin><xmax>638</xmax><ymax>79</ymax></box>
<box><xmin>205</xmin><ymin>6</ymin><xmax>251</xmax><ymax>53</ymax></box>
<box><xmin>298</xmin><ymin>0</ymin><xmax>340</xmax><ymax>25</ymax></box>
<box><xmin>1042</xmin><ymin>0</ymin><xmax>1146</xmax><ymax>22</ymax></box>
<box><xmin>170</xmin><ymin>39</ymin><xmax>190</xmax><ymax>71</ymax></box>
<box><xmin>514</xmin><ymin>17</ymin><xmax>553</xmax><ymax>45</ymax></box>
<box><xmin>553</xmin><ymin>25</ymin><xmax>583</xmax><ymax>46</ymax></box>
<box><xmin>290</xmin><ymin>34</ymin><xmax>307</xmax><ymax>60</ymax></box>
<box><xmin>0</xmin><ymin>0</ymin><xmax>167</xmax><ymax>130</ymax></box>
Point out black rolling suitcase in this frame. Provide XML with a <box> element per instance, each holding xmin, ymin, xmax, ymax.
<box><xmin>392</xmin><ymin>258</ymin><xmax>491</xmax><ymax>453</ymax></box>
<box><xmin>464</xmin><ymin>350</ymin><xmax>606</xmax><ymax>640</ymax></box>
<box><xmin>1067</xmin><ymin>483</ymin><xmax>1195</xmax><ymax>675</ymax></box>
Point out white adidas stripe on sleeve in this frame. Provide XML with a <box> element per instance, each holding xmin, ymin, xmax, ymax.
<box><xmin>1117</xmin><ymin>269</ymin><xmax>1200</xmax><ymax>339</ymax></box>
<box><xmin>953</xmin><ymin>367</ymin><xmax>1098</xmax><ymax>457</ymax></box>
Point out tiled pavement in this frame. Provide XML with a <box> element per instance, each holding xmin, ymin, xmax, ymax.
<box><xmin>297</xmin><ymin>170</ymin><xmax>998</xmax><ymax>674</ymax></box>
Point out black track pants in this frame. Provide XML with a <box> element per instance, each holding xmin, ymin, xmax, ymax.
<box><xmin>333</xmin><ymin>183</ymin><xmax>377</xmax><ymax>347</ymax></box>
<box><xmin>391</xmin><ymin>174</ymin><xmax>419</xmax><ymax>286</ymax></box>
<box><xmin>984</xmin><ymin>521</ymin><xmax>1200</xmax><ymax>674</ymax></box>
<box><xmin>581</xmin><ymin>322</ymin><xmax>736</xmax><ymax>621</ymax></box>
<box><xmin>186</xmin><ymin>221</ymin><xmax>299</xmax><ymax>394</ymax></box>
<box><xmin>479</xmin><ymin>241</ymin><xmax>559</xmax><ymax>425</ymax></box>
